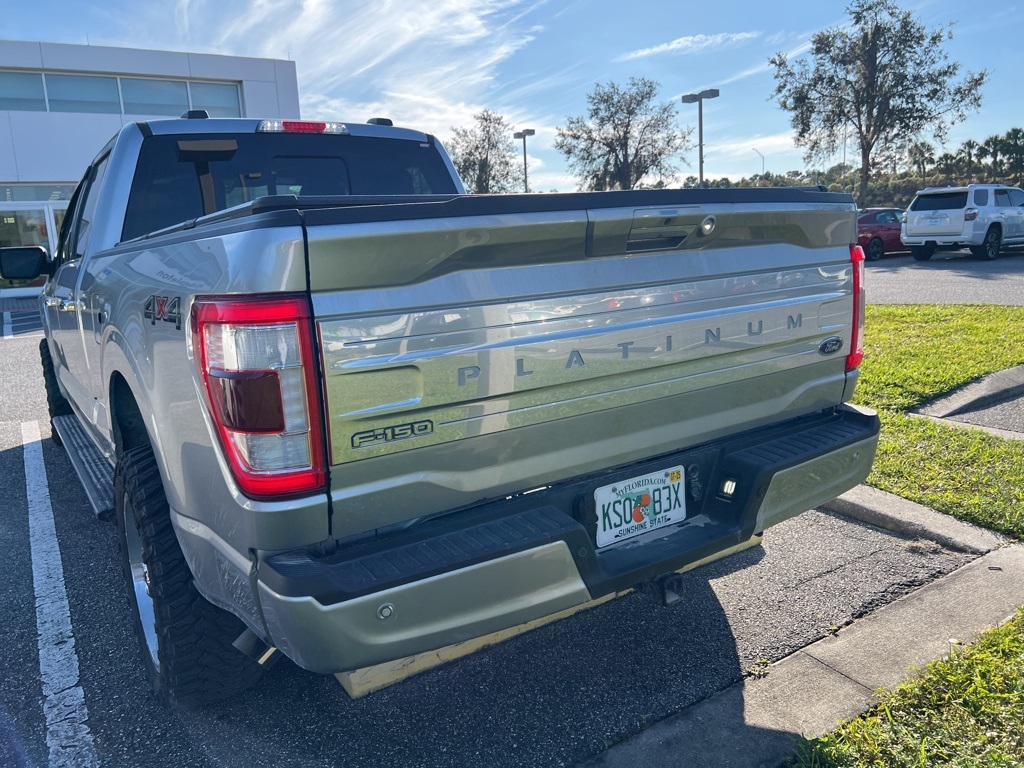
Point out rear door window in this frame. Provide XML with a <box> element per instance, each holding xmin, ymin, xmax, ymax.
<box><xmin>910</xmin><ymin>192</ymin><xmax>969</xmax><ymax>211</ymax></box>
<box><xmin>995</xmin><ymin>190</ymin><xmax>1012</xmax><ymax>207</ymax></box>
<box><xmin>122</xmin><ymin>133</ymin><xmax>459</xmax><ymax>241</ymax></box>
<box><xmin>1009</xmin><ymin>189</ymin><xmax>1024</xmax><ymax>207</ymax></box>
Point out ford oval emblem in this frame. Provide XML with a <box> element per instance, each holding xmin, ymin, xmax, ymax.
<box><xmin>819</xmin><ymin>336</ymin><xmax>844</xmax><ymax>355</ymax></box>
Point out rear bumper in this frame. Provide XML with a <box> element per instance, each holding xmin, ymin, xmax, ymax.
<box><xmin>254</xmin><ymin>404</ymin><xmax>880</xmax><ymax>673</ymax></box>
<box><xmin>901</xmin><ymin>224</ymin><xmax>981</xmax><ymax>247</ymax></box>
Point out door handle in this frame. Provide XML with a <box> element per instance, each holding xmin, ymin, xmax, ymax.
<box><xmin>59</xmin><ymin>299</ymin><xmax>79</xmax><ymax>313</ymax></box>
<box><xmin>44</xmin><ymin>296</ymin><xmax>60</xmax><ymax>308</ymax></box>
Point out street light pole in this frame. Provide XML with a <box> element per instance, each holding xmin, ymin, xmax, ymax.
<box><xmin>681</xmin><ymin>88</ymin><xmax>720</xmax><ymax>187</ymax></box>
<box><xmin>752</xmin><ymin>148</ymin><xmax>765</xmax><ymax>182</ymax></box>
<box><xmin>513</xmin><ymin>129</ymin><xmax>535</xmax><ymax>193</ymax></box>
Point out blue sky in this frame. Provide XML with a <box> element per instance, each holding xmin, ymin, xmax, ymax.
<box><xmin>4</xmin><ymin>1</ymin><xmax>1018</xmax><ymax>190</ymax></box>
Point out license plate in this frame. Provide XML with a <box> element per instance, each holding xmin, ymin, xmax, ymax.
<box><xmin>594</xmin><ymin>466</ymin><xmax>686</xmax><ymax>548</ymax></box>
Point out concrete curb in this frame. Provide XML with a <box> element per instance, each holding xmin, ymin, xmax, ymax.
<box><xmin>915</xmin><ymin>365</ymin><xmax>1024</xmax><ymax>418</ymax></box>
<box><xmin>584</xmin><ymin>545</ymin><xmax>1024</xmax><ymax>768</ymax></box>
<box><xmin>913</xmin><ymin>412</ymin><xmax>1024</xmax><ymax>442</ymax></box>
<box><xmin>821</xmin><ymin>485</ymin><xmax>1007</xmax><ymax>555</ymax></box>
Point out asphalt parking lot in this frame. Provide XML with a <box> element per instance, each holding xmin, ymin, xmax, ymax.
<box><xmin>2</xmin><ymin>249</ymin><xmax>1023</xmax><ymax>766</ymax></box>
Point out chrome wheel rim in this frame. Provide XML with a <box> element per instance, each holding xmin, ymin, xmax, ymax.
<box><xmin>123</xmin><ymin>493</ymin><xmax>160</xmax><ymax>671</ymax></box>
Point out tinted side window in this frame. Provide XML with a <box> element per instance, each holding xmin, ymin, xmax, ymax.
<box><xmin>995</xmin><ymin>190</ymin><xmax>1012</xmax><ymax>207</ymax></box>
<box><xmin>910</xmin><ymin>192</ymin><xmax>968</xmax><ymax>211</ymax></box>
<box><xmin>54</xmin><ymin>177</ymin><xmax>86</xmax><ymax>266</ymax></box>
<box><xmin>122</xmin><ymin>133</ymin><xmax>460</xmax><ymax>241</ymax></box>
<box><xmin>73</xmin><ymin>154</ymin><xmax>111</xmax><ymax>258</ymax></box>
<box><xmin>973</xmin><ymin>189</ymin><xmax>989</xmax><ymax>206</ymax></box>
<box><xmin>1009</xmin><ymin>189</ymin><xmax>1024</xmax><ymax>206</ymax></box>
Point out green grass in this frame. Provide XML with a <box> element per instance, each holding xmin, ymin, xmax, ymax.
<box><xmin>790</xmin><ymin>304</ymin><xmax>1024</xmax><ymax>765</ymax></box>
<box><xmin>870</xmin><ymin>413</ymin><xmax>1024</xmax><ymax>539</ymax></box>
<box><xmin>790</xmin><ymin>608</ymin><xmax>1024</xmax><ymax>767</ymax></box>
<box><xmin>856</xmin><ymin>305</ymin><xmax>1024</xmax><ymax>539</ymax></box>
<box><xmin>853</xmin><ymin>305</ymin><xmax>1024</xmax><ymax>413</ymax></box>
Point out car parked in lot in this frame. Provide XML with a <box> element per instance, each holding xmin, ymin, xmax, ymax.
<box><xmin>901</xmin><ymin>184</ymin><xmax>1024</xmax><ymax>261</ymax></box>
<box><xmin>857</xmin><ymin>208</ymin><xmax>905</xmax><ymax>260</ymax></box>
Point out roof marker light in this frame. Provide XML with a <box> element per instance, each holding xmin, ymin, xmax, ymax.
<box><xmin>257</xmin><ymin>120</ymin><xmax>349</xmax><ymax>134</ymax></box>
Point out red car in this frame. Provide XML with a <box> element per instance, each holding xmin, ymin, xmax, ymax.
<box><xmin>857</xmin><ymin>208</ymin><xmax>905</xmax><ymax>260</ymax></box>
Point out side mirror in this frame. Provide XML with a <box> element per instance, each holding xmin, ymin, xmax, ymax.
<box><xmin>0</xmin><ymin>245</ymin><xmax>53</xmax><ymax>280</ymax></box>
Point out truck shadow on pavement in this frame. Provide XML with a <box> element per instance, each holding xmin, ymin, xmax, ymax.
<box><xmin>170</xmin><ymin>545</ymin><xmax>802</xmax><ymax>768</ymax></box>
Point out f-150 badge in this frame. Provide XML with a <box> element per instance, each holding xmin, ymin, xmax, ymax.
<box><xmin>352</xmin><ymin>420</ymin><xmax>434</xmax><ymax>449</ymax></box>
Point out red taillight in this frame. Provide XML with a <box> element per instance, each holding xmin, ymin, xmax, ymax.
<box><xmin>964</xmin><ymin>208</ymin><xmax>979</xmax><ymax>222</ymax></box>
<box><xmin>847</xmin><ymin>244</ymin><xmax>865</xmax><ymax>372</ymax></box>
<box><xmin>283</xmin><ymin>120</ymin><xmax>327</xmax><ymax>133</ymax></box>
<box><xmin>191</xmin><ymin>294</ymin><xmax>327</xmax><ymax>499</ymax></box>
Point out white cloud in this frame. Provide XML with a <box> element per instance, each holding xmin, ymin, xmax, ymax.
<box><xmin>713</xmin><ymin>131</ymin><xmax>799</xmax><ymax>159</ymax></box>
<box><xmin>617</xmin><ymin>32</ymin><xmax>762</xmax><ymax>61</ymax></box>
<box><xmin>718</xmin><ymin>38</ymin><xmax>813</xmax><ymax>86</ymax></box>
<box><xmin>529</xmin><ymin>170</ymin><xmax>580</xmax><ymax>192</ymax></box>
<box><xmin>105</xmin><ymin>0</ymin><xmax>539</xmax><ymax>138</ymax></box>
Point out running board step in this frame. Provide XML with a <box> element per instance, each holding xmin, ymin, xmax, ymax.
<box><xmin>51</xmin><ymin>414</ymin><xmax>114</xmax><ymax>520</ymax></box>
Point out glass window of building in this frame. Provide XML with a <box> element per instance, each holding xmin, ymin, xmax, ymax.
<box><xmin>121</xmin><ymin>78</ymin><xmax>189</xmax><ymax>116</ymax></box>
<box><xmin>190</xmin><ymin>82</ymin><xmax>241</xmax><ymax>118</ymax></box>
<box><xmin>0</xmin><ymin>72</ymin><xmax>46</xmax><ymax>111</ymax></box>
<box><xmin>1</xmin><ymin>184</ymin><xmax>75</xmax><ymax>202</ymax></box>
<box><xmin>46</xmin><ymin>74</ymin><xmax>120</xmax><ymax>114</ymax></box>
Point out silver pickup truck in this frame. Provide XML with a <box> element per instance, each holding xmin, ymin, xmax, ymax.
<box><xmin>1</xmin><ymin>114</ymin><xmax>879</xmax><ymax>706</ymax></box>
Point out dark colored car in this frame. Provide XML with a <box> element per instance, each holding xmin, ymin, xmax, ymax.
<box><xmin>858</xmin><ymin>208</ymin><xmax>905</xmax><ymax>260</ymax></box>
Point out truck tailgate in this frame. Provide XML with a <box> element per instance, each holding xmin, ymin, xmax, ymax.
<box><xmin>304</xmin><ymin>194</ymin><xmax>858</xmax><ymax>538</ymax></box>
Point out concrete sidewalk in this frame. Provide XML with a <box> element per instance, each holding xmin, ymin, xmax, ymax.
<box><xmin>586</xmin><ymin>370</ymin><xmax>1024</xmax><ymax>767</ymax></box>
<box><xmin>586</xmin><ymin>494</ymin><xmax>1020</xmax><ymax>768</ymax></box>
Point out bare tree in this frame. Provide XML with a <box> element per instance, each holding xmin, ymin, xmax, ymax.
<box><xmin>770</xmin><ymin>0</ymin><xmax>988</xmax><ymax>201</ymax></box>
<box><xmin>448</xmin><ymin>110</ymin><xmax>525</xmax><ymax>193</ymax></box>
<box><xmin>554</xmin><ymin>78</ymin><xmax>692</xmax><ymax>191</ymax></box>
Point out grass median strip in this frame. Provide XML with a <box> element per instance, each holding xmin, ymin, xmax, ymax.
<box><xmin>789</xmin><ymin>305</ymin><xmax>1024</xmax><ymax>766</ymax></box>
<box><xmin>790</xmin><ymin>608</ymin><xmax>1024</xmax><ymax>767</ymax></box>
<box><xmin>857</xmin><ymin>305</ymin><xmax>1024</xmax><ymax>540</ymax></box>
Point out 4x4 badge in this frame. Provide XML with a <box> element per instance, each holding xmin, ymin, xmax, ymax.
<box><xmin>143</xmin><ymin>295</ymin><xmax>182</xmax><ymax>330</ymax></box>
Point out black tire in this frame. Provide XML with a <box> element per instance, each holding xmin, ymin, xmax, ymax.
<box><xmin>978</xmin><ymin>227</ymin><xmax>1001</xmax><ymax>260</ymax></box>
<box><xmin>115</xmin><ymin>446</ymin><xmax>262</xmax><ymax>707</ymax></box>
<box><xmin>911</xmin><ymin>244</ymin><xmax>934</xmax><ymax>261</ymax></box>
<box><xmin>39</xmin><ymin>339</ymin><xmax>72</xmax><ymax>446</ymax></box>
<box><xmin>866</xmin><ymin>238</ymin><xmax>885</xmax><ymax>261</ymax></box>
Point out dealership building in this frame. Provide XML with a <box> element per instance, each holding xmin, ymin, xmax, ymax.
<box><xmin>0</xmin><ymin>39</ymin><xmax>300</xmax><ymax>295</ymax></box>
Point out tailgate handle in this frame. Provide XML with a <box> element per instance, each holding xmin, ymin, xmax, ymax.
<box><xmin>626</xmin><ymin>209</ymin><xmax>697</xmax><ymax>252</ymax></box>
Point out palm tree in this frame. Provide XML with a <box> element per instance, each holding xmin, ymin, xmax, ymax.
<box><xmin>977</xmin><ymin>134</ymin><xmax>1003</xmax><ymax>181</ymax></box>
<box><xmin>958</xmin><ymin>139</ymin><xmax>979</xmax><ymax>183</ymax></box>
<box><xmin>936</xmin><ymin>152</ymin><xmax>959</xmax><ymax>186</ymax></box>
<box><xmin>908</xmin><ymin>141</ymin><xmax>935</xmax><ymax>188</ymax></box>
<box><xmin>1003</xmin><ymin>128</ymin><xmax>1024</xmax><ymax>185</ymax></box>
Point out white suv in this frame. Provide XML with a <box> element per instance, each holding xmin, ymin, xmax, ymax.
<box><xmin>901</xmin><ymin>184</ymin><xmax>1024</xmax><ymax>261</ymax></box>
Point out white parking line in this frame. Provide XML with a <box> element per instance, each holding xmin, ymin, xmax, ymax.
<box><xmin>2</xmin><ymin>311</ymin><xmax>10</xmax><ymax>338</ymax></box>
<box><xmin>21</xmin><ymin>421</ymin><xmax>99</xmax><ymax>768</ymax></box>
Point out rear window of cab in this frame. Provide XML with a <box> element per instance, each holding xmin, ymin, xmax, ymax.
<box><xmin>121</xmin><ymin>132</ymin><xmax>459</xmax><ymax>241</ymax></box>
<box><xmin>910</xmin><ymin>192</ymin><xmax>969</xmax><ymax>211</ymax></box>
